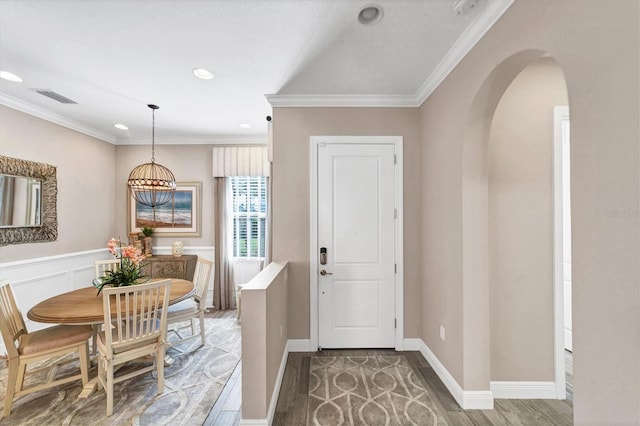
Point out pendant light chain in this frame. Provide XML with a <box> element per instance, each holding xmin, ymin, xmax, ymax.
<box><xmin>151</xmin><ymin>107</ymin><xmax>156</xmax><ymax>163</ymax></box>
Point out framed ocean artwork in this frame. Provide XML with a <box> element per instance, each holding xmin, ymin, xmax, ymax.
<box><xmin>128</xmin><ymin>181</ymin><xmax>201</xmax><ymax>237</ymax></box>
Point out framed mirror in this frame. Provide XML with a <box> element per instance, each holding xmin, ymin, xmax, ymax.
<box><xmin>0</xmin><ymin>155</ymin><xmax>57</xmax><ymax>246</ymax></box>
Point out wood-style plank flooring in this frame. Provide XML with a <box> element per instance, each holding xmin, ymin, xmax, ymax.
<box><xmin>204</xmin><ymin>310</ymin><xmax>573</xmax><ymax>426</ymax></box>
<box><xmin>203</xmin><ymin>308</ymin><xmax>242</xmax><ymax>426</ymax></box>
<box><xmin>272</xmin><ymin>349</ymin><xmax>574</xmax><ymax>426</ymax></box>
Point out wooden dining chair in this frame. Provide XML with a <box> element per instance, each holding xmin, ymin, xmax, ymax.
<box><xmin>91</xmin><ymin>259</ymin><xmax>122</xmax><ymax>355</ymax></box>
<box><xmin>164</xmin><ymin>257</ymin><xmax>213</xmax><ymax>347</ymax></box>
<box><xmin>95</xmin><ymin>259</ymin><xmax>121</xmax><ymax>278</ymax></box>
<box><xmin>96</xmin><ymin>279</ymin><xmax>171</xmax><ymax>416</ymax></box>
<box><xmin>0</xmin><ymin>280</ymin><xmax>92</xmax><ymax>418</ymax></box>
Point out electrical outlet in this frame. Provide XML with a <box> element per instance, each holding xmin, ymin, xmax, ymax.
<box><xmin>440</xmin><ymin>325</ymin><xmax>446</xmax><ymax>341</ymax></box>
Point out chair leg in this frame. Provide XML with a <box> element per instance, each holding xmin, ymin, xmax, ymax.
<box><xmin>190</xmin><ymin>318</ymin><xmax>195</xmax><ymax>336</ymax></box>
<box><xmin>199</xmin><ymin>312</ymin><xmax>206</xmax><ymax>346</ymax></box>
<box><xmin>106</xmin><ymin>361</ymin><xmax>114</xmax><ymax>416</ymax></box>
<box><xmin>78</xmin><ymin>342</ymin><xmax>90</xmax><ymax>385</ymax></box>
<box><xmin>15</xmin><ymin>361</ymin><xmax>27</xmax><ymax>393</ymax></box>
<box><xmin>3</xmin><ymin>358</ymin><xmax>18</xmax><ymax>417</ymax></box>
<box><xmin>157</xmin><ymin>346</ymin><xmax>165</xmax><ymax>394</ymax></box>
<box><xmin>91</xmin><ymin>324</ymin><xmax>100</xmax><ymax>355</ymax></box>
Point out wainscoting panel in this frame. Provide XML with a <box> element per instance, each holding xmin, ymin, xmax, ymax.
<box><xmin>0</xmin><ymin>249</ymin><xmax>110</xmax><ymax>353</ymax></box>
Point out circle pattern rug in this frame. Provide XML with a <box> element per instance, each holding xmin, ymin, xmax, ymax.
<box><xmin>308</xmin><ymin>355</ymin><xmax>448</xmax><ymax>426</ymax></box>
<box><xmin>0</xmin><ymin>317</ymin><xmax>240</xmax><ymax>425</ymax></box>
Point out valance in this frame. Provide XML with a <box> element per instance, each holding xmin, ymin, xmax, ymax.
<box><xmin>212</xmin><ymin>146</ymin><xmax>269</xmax><ymax>177</ymax></box>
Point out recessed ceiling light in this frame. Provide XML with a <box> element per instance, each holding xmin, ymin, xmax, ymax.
<box><xmin>192</xmin><ymin>68</ymin><xmax>214</xmax><ymax>80</ymax></box>
<box><xmin>239</xmin><ymin>123</ymin><xmax>251</xmax><ymax>129</ymax></box>
<box><xmin>358</xmin><ymin>4</ymin><xmax>383</xmax><ymax>25</ymax></box>
<box><xmin>0</xmin><ymin>71</ymin><xmax>23</xmax><ymax>83</ymax></box>
<box><xmin>114</xmin><ymin>123</ymin><xmax>129</xmax><ymax>130</ymax></box>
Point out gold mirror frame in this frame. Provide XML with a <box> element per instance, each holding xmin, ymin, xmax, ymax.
<box><xmin>0</xmin><ymin>155</ymin><xmax>58</xmax><ymax>246</ymax></box>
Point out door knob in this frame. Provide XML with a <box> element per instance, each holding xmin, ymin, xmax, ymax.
<box><xmin>320</xmin><ymin>269</ymin><xmax>333</xmax><ymax>276</ymax></box>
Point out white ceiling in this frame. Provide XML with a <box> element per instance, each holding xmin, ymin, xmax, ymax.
<box><xmin>0</xmin><ymin>0</ymin><xmax>512</xmax><ymax>145</ymax></box>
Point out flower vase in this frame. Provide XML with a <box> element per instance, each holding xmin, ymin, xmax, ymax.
<box><xmin>144</xmin><ymin>237</ymin><xmax>153</xmax><ymax>257</ymax></box>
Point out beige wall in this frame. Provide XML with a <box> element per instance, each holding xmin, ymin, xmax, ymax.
<box><xmin>241</xmin><ymin>261</ymin><xmax>288</xmax><ymax>420</ymax></box>
<box><xmin>114</xmin><ymin>144</ymin><xmax>216</xmax><ymax>248</ymax></box>
<box><xmin>0</xmin><ymin>105</ymin><xmax>117</xmax><ymax>262</ymax></box>
<box><xmin>488</xmin><ymin>58</ymin><xmax>568</xmax><ymax>381</ymax></box>
<box><xmin>271</xmin><ymin>107</ymin><xmax>422</xmax><ymax>340</ymax></box>
<box><xmin>419</xmin><ymin>0</ymin><xmax>638</xmax><ymax>422</ymax></box>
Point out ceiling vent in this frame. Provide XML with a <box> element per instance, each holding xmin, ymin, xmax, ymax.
<box><xmin>32</xmin><ymin>89</ymin><xmax>78</xmax><ymax>104</ymax></box>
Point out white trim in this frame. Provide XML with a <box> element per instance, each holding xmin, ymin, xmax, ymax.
<box><xmin>309</xmin><ymin>136</ymin><xmax>404</xmax><ymax>351</ymax></box>
<box><xmin>265</xmin><ymin>1</ymin><xmax>514</xmax><ymax>109</ymax></box>
<box><xmin>403</xmin><ymin>338</ymin><xmax>422</xmax><ymax>351</ymax></box>
<box><xmin>265</xmin><ymin>341</ymin><xmax>291</xmax><ymax>426</ymax></box>
<box><xmin>287</xmin><ymin>339</ymin><xmax>312</xmax><ymax>352</ymax></box>
<box><xmin>265</xmin><ymin>94</ymin><xmax>419</xmax><ymax>108</ymax></box>
<box><xmin>120</xmin><ymin>136</ymin><xmax>267</xmax><ymax>146</ymax></box>
<box><xmin>241</xmin><ymin>338</ymin><xmax>305</xmax><ymax>426</ymax></box>
<box><xmin>490</xmin><ymin>381</ymin><xmax>558</xmax><ymax>399</ymax></box>
<box><xmin>415</xmin><ymin>0</ymin><xmax>515</xmax><ymax>104</ymax></box>
<box><xmin>0</xmin><ymin>92</ymin><xmax>116</xmax><ymax>144</ymax></box>
<box><xmin>238</xmin><ymin>420</ymin><xmax>269</xmax><ymax>426</ymax></box>
<box><xmin>0</xmin><ymin>248</ymin><xmax>106</xmax><ymax>269</ymax></box>
<box><xmin>553</xmin><ymin>105</ymin><xmax>570</xmax><ymax>400</ymax></box>
<box><xmin>417</xmin><ymin>339</ymin><xmax>494</xmax><ymax>410</ymax></box>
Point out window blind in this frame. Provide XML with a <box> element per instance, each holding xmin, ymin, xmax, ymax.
<box><xmin>230</xmin><ymin>176</ymin><xmax>267</xmax><ymax>258</ymax></box>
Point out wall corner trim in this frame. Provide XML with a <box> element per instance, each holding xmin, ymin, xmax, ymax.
<box><xmin>416</xmin><ymin>339</ymin><xmax>494</xmax><ymax>410</ymax></box>
<box><xmin>287</xmin><ymin>339</ymin><xmax>313</xmax><ymax>352</ymax></box>
<box><xmin>241</xmin><ymin>339</ymin><xmax>307</xmax><ymax>426</ymax></box>
<box><xmin>490</xmin><ymin>381</ymin><xmax>558</xmax><ymax>399</ymax></box>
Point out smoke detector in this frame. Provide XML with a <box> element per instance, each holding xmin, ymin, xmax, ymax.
<box><xmin>358</xmin><ymin>4</ymin><xmax>384</xmax><ymax>25</ymax></box>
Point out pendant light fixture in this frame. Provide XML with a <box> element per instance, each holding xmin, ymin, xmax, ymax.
<box><xmin>127</xmin><ymin>104</ymin><xmax>176</xmax><ymax>207</ymax></box>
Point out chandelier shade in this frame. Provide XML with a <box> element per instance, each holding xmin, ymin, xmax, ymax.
<box><xmin>127</xmin><ymin>104</ymin><xmax>177</xmax><ymax>208</ymax></box>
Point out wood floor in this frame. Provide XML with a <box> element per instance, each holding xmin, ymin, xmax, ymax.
<box><xmin>273</xmin><ymin>349</ymin><xmax>573</xmax><ymax>426</ymax></box>
<box><xmin>204</xmin><ymin>310</ymin><xmax>573</xmax><ymax>426</ymax></box>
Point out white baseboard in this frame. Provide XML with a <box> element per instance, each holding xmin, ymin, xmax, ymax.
<box><xmin>241</xmin><ymin>338</ymin><xmax>307</xmax><ymax>425</ymax></box>
<box><xmin>403</xmin><ymin>338</ymin><xmax>422</xmax><ymax>351</ymax></box>
<box><xmin>416</xmin><ymin>339</ymin><xmax>494</xmax><ymax>410</ymax></box>
<box><xmin>238</xmin><ymin>419</ymin><xmax>268</xmax><ymax>426</ymax></box>
<box><xmin>265</xmin><ymin>341</ymin><xmax>291</xmax><ymax>425</ymax></box>
<box><xmin>287</xmin><ymin>339</ymin><xmax>312</xmax><ymax>352</ymax></box>
<box><xmin>490</xmin><ymin>381</ymin><xmax>558</xmax><ymax>399</ymax></box>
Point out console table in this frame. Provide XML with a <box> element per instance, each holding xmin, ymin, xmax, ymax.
<box><xmin>140</xmin><ymin>254</ymin><xmax>197</xmax><ymax>281</ymax></box>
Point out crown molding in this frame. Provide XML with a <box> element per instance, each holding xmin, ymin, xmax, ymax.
<box><xmin>118</xmin><ymin>136</ymin><xmax>267</xmax><ymax>146</ymax></box>
<box><xmin>266</xmin><ymin>0</ymin><xmax>514</xmax><ymax>109</ymax></box>
<box><xmin>414</xmin><ymin>0</ymin><xmax>515</xmax><ymax>104</ymax></box>
<box><xmin>0</xmin><ymin>92</ymin><xmax>116</xmax><ymax>144</ymax></box>
<box><xmin>265</xmin><ymin>94</ymin><xmax>419</xmax><ymax>108</ymax></box>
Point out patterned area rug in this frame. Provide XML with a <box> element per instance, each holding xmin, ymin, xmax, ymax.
<box><xmin>308</xmin><ymin>355</ymin><xmax>447</xmax><ymax>426</ymax></box>
<box><xmin>0</xmin><ymin>317</ymin><xmax>240</xmax><ymax>425</ymax></box>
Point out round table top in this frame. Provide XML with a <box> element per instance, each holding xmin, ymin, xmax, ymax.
<box><xmin>27</xmin><ymin>278</ymin><xmax>194</xmax><ymax>325</ymax></box>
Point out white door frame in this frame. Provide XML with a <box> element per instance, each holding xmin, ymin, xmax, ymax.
<box><xmin>310</xmin><ymin>136</ymin><xmax>404</xmax><ymax>351</ymax></box>
<box><xmin>553</xmin><ymin>106</ymin><xmax>570</xmax><ymax>399</ymax></box>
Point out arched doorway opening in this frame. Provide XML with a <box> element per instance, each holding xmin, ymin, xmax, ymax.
<box><xmin>461</xmin><ymin>50</ymin><xmax>571</xmax><ymax>400</ymax></box>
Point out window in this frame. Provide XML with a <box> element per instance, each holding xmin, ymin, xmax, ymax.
<box><xmin>230</xmin><ymin>176</ymin><xmax>267</xmax><ymax>258</ymax></box>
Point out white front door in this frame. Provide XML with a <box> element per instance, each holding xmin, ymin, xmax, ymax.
<box><xmin>317</xmin><ymin>142</ymin><xmax>396</xmax><ymax>348</ymax></box>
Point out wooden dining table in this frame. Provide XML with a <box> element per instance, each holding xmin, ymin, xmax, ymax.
<box><xmin>26</xmin><ymin>278</ymin><xmax>194</xmax><ymax>398</ymax></box>
<box><xmin>27</xmin><ymin>278</ymin><xmax>194</xmax><ymax>324</ymax></box>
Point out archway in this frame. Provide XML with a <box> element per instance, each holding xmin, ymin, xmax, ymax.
<box><xmin>487</xmin><ymin>57</ymin><xmax>569</xmax><ymax>399</ymax></box>
<box><xmin>461</xmin><ymin>50</ymin><xmax>570</xmax><ymax>400</ymax></box>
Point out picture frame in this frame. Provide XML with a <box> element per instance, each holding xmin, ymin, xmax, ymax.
<box><xmin>128</xmin><ymin>181</ymin><xmax>201</xmax><ymax>237</ymax></box>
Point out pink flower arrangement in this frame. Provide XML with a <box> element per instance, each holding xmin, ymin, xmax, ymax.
<box><xmin>93</xmin><ymin>238</ymin><xmax>148</xmax><ymax>294</ymax></box>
